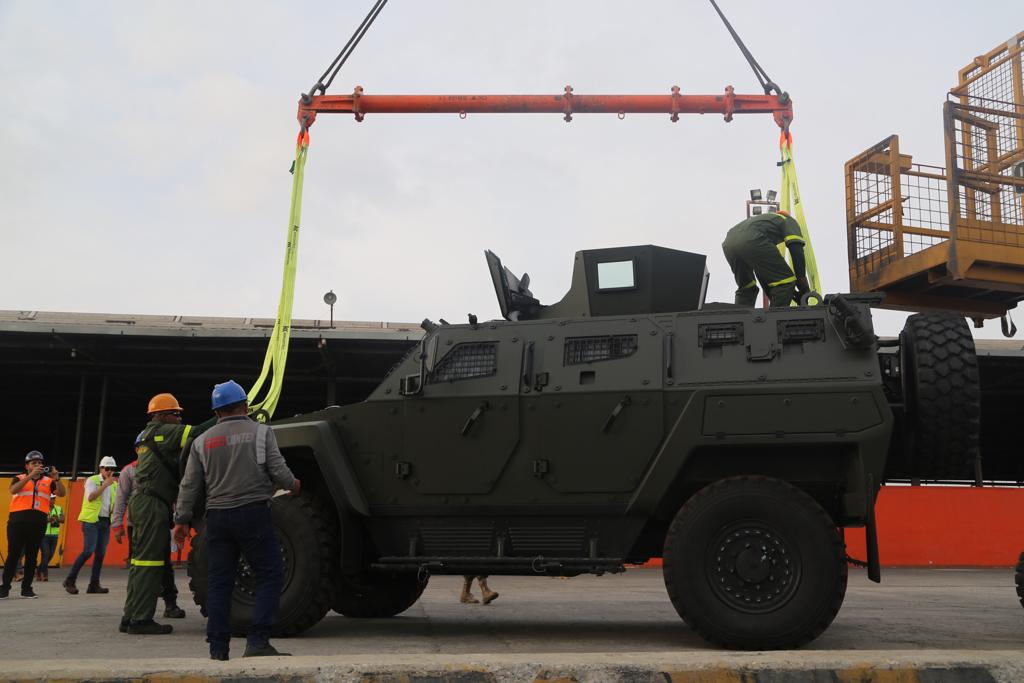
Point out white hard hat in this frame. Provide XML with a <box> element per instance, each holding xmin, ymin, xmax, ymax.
<box><xmin>99</xmin><ymin>456</ymin><xmax>118</xmax><ymax>469</ymax></box>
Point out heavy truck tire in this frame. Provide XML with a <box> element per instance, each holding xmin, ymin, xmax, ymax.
<box><xmin>187</xmin><ymin>493</ymin><xmax>337</xmax><ymax>637</ymax></box>
<box><xmin>901</xmin><ymin>312</ymin><xmax>981</xmax><ymax>480</ymax></box>
<box><xmin>1015</xmin><ymin>551</ymin><xmax>1024</xmax><ymax>609</ymax></box>
<box><xmin>332</xmin><ymin>571</ymin><xmax>428</xmax><ymax>618</ymax></box>
<box><xmin>662</xmin><ymin>476</ymin><xmax>847</xmax><ymax>650</ymax></box>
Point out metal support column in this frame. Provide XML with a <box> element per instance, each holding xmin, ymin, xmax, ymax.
<box><xmin>93</xmin><ymin>375</ymin><xmax>108</xmax><ymax>471</ymax></box>
<box><xmin>70</xmin><ymin>375</ymin><xmax>86</xmax><ymax>481</ymax></box>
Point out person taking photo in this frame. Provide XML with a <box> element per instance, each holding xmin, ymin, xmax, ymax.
<box><xmin>2</xmin><ymin>451</ymin><xmax>66</xmax><ymax>599</ymax></box>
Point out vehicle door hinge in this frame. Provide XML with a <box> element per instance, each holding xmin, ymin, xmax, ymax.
<box><xmin>532</xmin><ymin>459</ymin><xmax>549</xmax><ymax>478</ymax></box>
<box><xmin>394</xmin><ymin>461</ymin><xmax>411</xmax><ymax>479</ymax></box>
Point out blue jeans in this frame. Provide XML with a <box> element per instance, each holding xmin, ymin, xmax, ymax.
<box><xmin>205</xmin><ymin>501</ymin><xmax>282</xmax><ymax>652</ymax></box>
<box><xmin>39</xmin><ymin>535</ymin><xmax>58</xmax><ymax>574</ymax></box>
<box><xmin>68</xmin><ymin>517</ymin><xmax>111</xmax><ymax>584</ymax></box>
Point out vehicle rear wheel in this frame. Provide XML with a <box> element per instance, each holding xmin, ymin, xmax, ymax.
<box><xmin>901</xmin><ymin>312</ymin><xmax>980</xmax><ymax>480</ymax></box>
<box><xmin>332</xmin><ymin>570</ymin><xmax>427</xmax><ymax>618</ymax></box>
<box><xmin>662</xmin><ymin>476</ymin><xmax>847</xmax><ymax>650</ymax></box>
<box><xmin>1015</xmin><ymin>551</ymin><xmax>1024</xmax><ymax>609</ymax></box>
<box><xmin>187</xmin><ymin>493</ymin><xmax>337</xmax><ymax>637</ymax></box>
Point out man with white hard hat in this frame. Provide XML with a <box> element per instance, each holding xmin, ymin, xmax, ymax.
<box><xmin>63</xmin><ymin>455</ymin><xmax>118</xmax><ymax>595</ymax></box>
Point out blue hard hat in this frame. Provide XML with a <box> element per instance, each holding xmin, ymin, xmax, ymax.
<box><xmin>211</xmin><ymin>380</ymin><xmax>248</xmax><ymax>410</ymax></box>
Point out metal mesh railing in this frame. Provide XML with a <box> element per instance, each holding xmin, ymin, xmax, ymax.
<box><xmin>846</xmin><ymin>139</ymin><xmax>951</xmax><ymax>279</ymax></box>
<box><xmin>948</xmin><ymin>102</ymin><xmax>1024</xmax><ymax>246</ymax></box>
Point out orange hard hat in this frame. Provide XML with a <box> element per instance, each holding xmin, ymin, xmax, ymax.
<box><xmin>147</xmin><ymin>393</ymin><xmax>183</xmax><ymax>414</ymax></box>
<box><xmin>776</xmin><ymin>209</ymin><xmax>791</xmax><ymax>217</ymax></box>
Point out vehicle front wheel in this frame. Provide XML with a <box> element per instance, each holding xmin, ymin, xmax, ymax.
<box><xmin>187</xmin><ymin>493</ymin><xmax>337</xmax><ymax>637</ymax></box>
<box><xmin>662</xmin><ymin>475</ymin><xmax>847</xmax><ymax>650</ymax></box>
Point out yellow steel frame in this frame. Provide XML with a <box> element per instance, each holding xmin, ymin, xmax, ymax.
<box><xmin>845</xmin><ymin>32</ymin><xmax>1024</xmax><ymax>323</ymax></box>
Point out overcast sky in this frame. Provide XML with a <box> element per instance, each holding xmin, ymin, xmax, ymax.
<box><xmin>1</xmin><ymin>1</ymin><xmax>1020</xmax><ymax>338</ymax></box>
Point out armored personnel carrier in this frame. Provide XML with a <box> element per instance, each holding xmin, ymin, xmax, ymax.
<box><xmin>186</xmin><ymin>244</ymin><xmax>980</xmax><ymax>650</ymax></box>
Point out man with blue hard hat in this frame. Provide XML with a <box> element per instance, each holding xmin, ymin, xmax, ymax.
<box><xmin>174</xmin><ymin>380</ymin><xmax>300</xmax><ymax>660</ymax></box>
<box><xmin>120</xmin><ymin>392</ymin><xmax>215</xmax><ymax>635</ymax></box>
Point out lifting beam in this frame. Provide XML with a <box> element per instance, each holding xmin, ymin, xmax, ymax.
<box><xmin>297</xmin><ymin>86</ymin><xmax>793</xmax><ymax>131</ymax></box>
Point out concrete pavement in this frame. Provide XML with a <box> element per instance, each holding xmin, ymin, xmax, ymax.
<box><xmin>2</xmin><ymin>566</ymin><xmax>1022</xmax><ymax>680</ymax></box>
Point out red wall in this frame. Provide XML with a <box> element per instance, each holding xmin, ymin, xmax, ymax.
<box><xmin>844</xmin><ymin>485</ymin><xmax>1024</xmax><ymax>567</ymax></box>
<box><xmin>11</xmin><ymin>481</ymin><xmax>1024</xmax><ymax>568</ymax></box>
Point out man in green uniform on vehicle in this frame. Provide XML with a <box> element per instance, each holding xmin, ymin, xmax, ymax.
<box><xmin>120</xmin><ymin>392</ymin><xmax>214</xmax><ymax>635</ymax></box>
<box><xmin>722</xmin><ymin>210</ymin><xmax>810</xmax><ymax>308</ymax></box>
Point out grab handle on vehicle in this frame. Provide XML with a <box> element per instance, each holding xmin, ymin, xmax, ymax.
<box><xmin>602</xmin><ymin>396</ymin><xmax>632</xmax><ymax>433</ymax></box>
<box><xmin>461</xmin><ymin>401</ymin><xmax>490</xmax><ymax>437</ymax></box>
<box><xmin>800</xmin><ymin>290</ymin><xmax>823</xmax><ymax>307</ymax></box>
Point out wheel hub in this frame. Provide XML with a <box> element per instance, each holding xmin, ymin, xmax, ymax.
<box><xmin>709</xmin><ymin>523</ymin><xmax>799</xmax><ymax>614</ymax></box>
<box><xmin>233</xmin><ymin>534</ymin><xmax>292</xmax><ymax>604</ymax></box>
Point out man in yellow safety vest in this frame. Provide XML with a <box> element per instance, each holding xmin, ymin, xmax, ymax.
<box><xmin>63</xmin><ymin>456</ymin><xmax>118</xmax><ymax>595</ymax></box>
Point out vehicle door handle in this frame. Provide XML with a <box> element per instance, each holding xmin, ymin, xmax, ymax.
<box><xmin>461</xmin><ymin>401</ymin><xmax>490</xmax><ymax>437</ymax></box>
<box><xmin>602</xmin><ymin>396</ymin><xmax>632</xmax><ymax>433</ymax></box>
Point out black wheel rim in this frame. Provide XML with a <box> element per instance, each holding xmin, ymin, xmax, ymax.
<box><xmin>232</xmin><ymin>524</ymin><xmax>294</xmax><ymax>605</ymax></box>
<box><xmin>707</xmin><ymin>520</ymin><xmax>800</xmax><ymax>614</ymax></box>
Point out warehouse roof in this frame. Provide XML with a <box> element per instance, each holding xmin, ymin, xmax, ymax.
<box><xmin>0</xmin><ymin>309</ymin><xmax>423</xmax><ymax>341</ymax></box>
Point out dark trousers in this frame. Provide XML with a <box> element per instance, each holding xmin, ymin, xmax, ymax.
<box><xmin>206</xmin><ymin>501</ymin><xmax>282</xmax><ymax>651</ymax></box>
<box><xmin>68</xmin><ymin>517</ymin><xmax>111</xmax><ymax>584</ymax></box>
<box><xmin>123</xmin><ymin>495</ymin><xmax>173</xmax><ymax>621</ymax></box>
<box><xmin>39</xmin><ymin>535</ymin><xmax>58</xmax><ymax>574</ymax></box>
<box><xmin>127</xmin><ymin>525</ymin><xmax>179</xmax><ymax>602</ymax></box>
<box><xmin>722</xmin><ymin>233</ymin><xmax>797</xmax><ymax>308</ymax></box>
<box><xmin>2</xmin><ymin>512</ymin><xmax>46</xmax><ymax>592</ymax></box>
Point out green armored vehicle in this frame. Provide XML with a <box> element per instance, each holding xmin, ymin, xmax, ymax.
<box><xmin>186</xmin><ymin>244</ymin><xmax>980</xmax><ymax>650</ymax></box>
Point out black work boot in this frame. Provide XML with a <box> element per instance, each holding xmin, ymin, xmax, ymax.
<box><xmin>242</xmin><ymin>642</ymin><xmax>291</xmax><ymax>657</ymax></box>
<box><xmin>163</xmin><ymin>599</ymin><xmax>186</xmax><ymax>618</ymax></box>
<box><xmin>63</xmin><ymin>576</ymin><xmax>79</xmax><ymax>594</ymax></box>
<box><xmin>86</xmin><ymin>581</ymin><xmax>109</xmax><ymax>594</ymax></box>
<box><xmin>127</xmin><ymin>620</ymin><xmax>173</xmax><ymax>635</ymax></box>
<box><xmin>119</xmin><ymin>616</ymin><xmax>130</xmax><ymax>633</ymax></box>
<box><xmin>210</xmin><ymin>651</ymin><xmax>229</xmax><ymax>661</ymax></box>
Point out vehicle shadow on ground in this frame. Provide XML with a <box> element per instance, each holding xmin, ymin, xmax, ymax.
<box><xmin>304</xmin><ymin>613</ymin><xmax>705</xmax><ymax>651</ymax></box>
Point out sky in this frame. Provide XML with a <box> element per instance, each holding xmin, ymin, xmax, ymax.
<box><xmin>1</xmin><ymin>1</ymin><xmax>1021</xmax><ymax>338</ymax></box>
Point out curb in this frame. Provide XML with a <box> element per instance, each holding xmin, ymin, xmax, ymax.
<box><xmin>3</xmin><ymin>651</ymin><xmax>1023</xmax><ymax>682</ymax></box>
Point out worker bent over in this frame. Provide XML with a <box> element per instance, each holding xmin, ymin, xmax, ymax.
<box><xmin>174</xmin><ymin>380</ymin><xmax>300</xmax><ymax>661</ymax></box>
<box><xmin>722</xmin><ymin>211</ymin><xmax>809</xmax><ymax>308</ymax></box>
<box><xmin>121</xmin><ymin>393</ymin><xmax>213</xmax><ymax>635</ymax></box>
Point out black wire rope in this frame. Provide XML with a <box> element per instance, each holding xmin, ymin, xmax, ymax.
<box><xmin>707</xmin><ymin>0</ymin><xmax>781</xmax><ymax>96</ymax></box>
<box><xmin>305</xmin><ymin>0</ymin><xmax>390</xmax><ymax>100</ymax></box>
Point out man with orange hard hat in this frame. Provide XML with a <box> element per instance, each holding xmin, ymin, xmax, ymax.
<box><xmin>120</xmin><ymin>392</ymin><xmax>215</xmax><ymax>635</ymax></box>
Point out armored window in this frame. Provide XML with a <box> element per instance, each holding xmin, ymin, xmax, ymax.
<box><xmin>564</xmin><ymin>334</ymin><xmax>638</xmax><ymax>365</ymax></box>
<box><xmin>596</xmin><ymin>260</ymin><xmax>636</xmax><ymax>290</ymax></box>
<box><xmin>428</xmin><ymin>342</ymin><xmax>498</xmax><ymax>383</ymax></box>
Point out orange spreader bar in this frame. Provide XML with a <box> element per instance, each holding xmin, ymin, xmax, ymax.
<box><xmin>298</xmin><ymin>85</ymin><xmax>793</xmax><ymax>130</ymax></box>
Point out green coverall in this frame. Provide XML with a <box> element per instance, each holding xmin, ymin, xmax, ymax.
<box><xmin>722</xmin><ymin>213</ymin><xmax>807</xmax><ymax>308</ymax></box>
<box><xmin>122</xmin><ymin>419</ymin><xmax>211</xmax><ymax>623</ymax></box>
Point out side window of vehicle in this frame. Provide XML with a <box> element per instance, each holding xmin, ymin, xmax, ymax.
<box><xmin>563</xmin><ymin>335</ymin><xmax>638</xmax><ymax>365</ymax></box>
<box><xmin>428</xmin><ymin>342</ymin><xmax>499</xmax><ymax>383</ymax></box>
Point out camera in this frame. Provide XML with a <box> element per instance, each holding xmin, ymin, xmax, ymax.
<box><xmin>38</xmin><ymin>465</ymin><xmax>51</xmax><ymax>475</ymax></box>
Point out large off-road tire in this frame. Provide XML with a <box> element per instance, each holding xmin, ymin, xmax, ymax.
<box><xmin>901</xmin><ymin>312</ymin><xmax>981</xmax><ymax>480</ymax></box>
<box><xmin>663</xmin><ymin>476</ymin><xmax>847</xmax><ymax>650</ymax></box>
<box><xmin>1015</xmin><ymin>551</ymin><xmax>1024</xmax><ymax>609</ymax></box>
<box><xmin>332</xmin><ymin>570</ymin><xmax>428</xmax><ymax>618</ymax></box>
<box><xmin>187</xmin><ymin>493</ymin><xmax>337</xmax><ymax>637</ymax></box>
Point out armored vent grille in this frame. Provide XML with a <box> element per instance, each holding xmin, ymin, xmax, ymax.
<box><xmin>429</xmin><ymin>342</ymin><xmax>498</xmax><ymax>383</ymax></box>
<box><xmin>420</xmin><ymin>525</ymin><xmax>494</xmax><ymax>556</ymax></box>
<box><xmin>508</xmin><ymin>525</ymin><xmax>586</xmax><ymax>556</ymax></box>
<box><xmin>563</xmin><ymin>335</ymin><xmax>638</xmax><ymax>365</ymax></box>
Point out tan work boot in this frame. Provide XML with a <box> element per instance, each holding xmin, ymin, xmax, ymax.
<box><xmin>459</xmin><ymin>576</ymin><xmax>479</xmax><ymax>604</ymax></box>
<box><xmin>478</xmin><ymin>577</ymin><xmax>499</xmax><ymax>605</ymax></box>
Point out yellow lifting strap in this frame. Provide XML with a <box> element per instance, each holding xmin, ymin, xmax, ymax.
<box><xmin>248</xmin><ymin>130</ymin><xmax>310</xmax><ymax>422</ymax></box>
<box><xmin>777</xmin><ymin>132</ymin><xmax>822</xmax><ymax>297</ymax></box>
